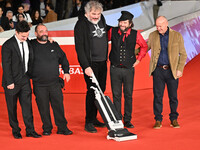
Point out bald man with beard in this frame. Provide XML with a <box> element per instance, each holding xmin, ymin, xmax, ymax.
<box><xmin>147</xmin><ymin>16</ymin><xmax>187</xmax><ymax>129</ymax></box>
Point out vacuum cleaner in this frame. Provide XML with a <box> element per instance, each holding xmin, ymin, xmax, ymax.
<box><xmin>90</xmin><ymin>73</ymin><xmax>137</xmax><ymax>142</ymax></box>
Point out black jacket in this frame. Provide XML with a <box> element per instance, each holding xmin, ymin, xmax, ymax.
<box><xmin>74</xmin><ymin>14</ymin><xmax>108</xmax><ymax>70</ymax></box>
<box><xmin>0</xmin><ymin>16</ymin><xmax>10</xmax><ymax>31</ymax></box>
<box><xmin>1</xmin><ymin>36</ymin><xmax>33</xmax><ymax>87</ymax></box>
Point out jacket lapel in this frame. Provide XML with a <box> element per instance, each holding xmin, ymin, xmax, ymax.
<box><xmin>168</xmin><ymin>29</ymin><xmax>174</xmax><ymax>60</ymax></box>
<box><xmin>12</xmin><ymin>36</ymin><xmax>23</xmax><ymax>62</ymax></box>
<box><xmin>155</xmin><ymin>31</ymin><xmax>161</xmax><ymax>52</ymax></box>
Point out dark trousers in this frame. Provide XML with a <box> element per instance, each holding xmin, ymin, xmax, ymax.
<box><xmin>110</xmin><ymin>65</ymin><xmax>135</xmax><ymax>123</ymax></box>
<box><xmin>84</xmin><ymin>61</ymin><xmax>107</xmax><ymax>123</ymax></box>
<box><xmin>4</xmin><ymin>75</ymin><xmax>34</xmax><ymax>134</ymax></box>
<box><xmin>33</xmin><ymin>82</ymin><xmax>68</xmax><ymax>132</ymax></box>
<box><xmin>153</xmin><ymin>67</ymin><xmax>179</xmax><ymax>122</ymax></box>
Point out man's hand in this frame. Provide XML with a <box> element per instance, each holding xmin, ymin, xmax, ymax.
<box><xmin>7</xmin><ymin>83</ymin><xmax>14</xmax><ymax>89</ymax></box>
<box><xmin>176</xmin><ymin>70</ymin><xmax>183</xmax><ymax>78</ymax></box>
<box><xmin>9</xmin><ymin>22</ymin><xmax>14</xmax><ymax>29</ymax></box>
<box><xmin>48</xmin><ymin>37</ymin><xmax>55</xmax><ymax>43</ymax></box>
<box><xmin>63</xmin><ymin>73</ymin><xmax>70</xmax><ymax>82</ymax></box>
<box><xmin>85</xmin><ymin>67</ymin><xmax>93</xmax><ymax>77</ymax></box>
<box><xmin>133</xmin><ymin>60</ymin><xmax>140</xmax><ymax>67</ymax></box>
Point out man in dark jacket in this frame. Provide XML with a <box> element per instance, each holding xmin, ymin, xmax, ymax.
<box><xmin>31</xmin><ymin>24</ymin><xmax>72</xmax><ymax>136</ymax></box>
<box><xmin>74</xmin><ymin>0</ymin><xmax>108</xmax><ymax>133</ymax></box>
<box><xmin>108</xmin><ymin>11</ymin><xmax>148</xmax><ymax>128</ymax></box>
<box><xmin>70</xmin><ymin>0</ymin><xmax>85</xmax><ymax>18</ymax></box>
<box><xmin>1</xmin><ymin>21</ymin><xmax>41</xmax><ymax>139</ymax></box>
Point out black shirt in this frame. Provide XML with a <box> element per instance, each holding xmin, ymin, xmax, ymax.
<box><xmin>89</xmin><ymin>19</ymin><xmax>107</xmax><ymax>62</ymax></box>
<box><xmin>31</xmin><ymin>40</ymin><xmax>69</xmax><ymax>86</ymax></box>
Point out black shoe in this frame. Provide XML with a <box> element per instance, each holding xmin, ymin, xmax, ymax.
<box><xmin>93</xmin><ymin>119</ymin><xmax>106</xmax><ymax>127</ymax></box>
<box><xmin>57</xmin><ymin>127</ymin><xmax>73</xmax><ymax>135</ymax></box>
<box><xmin>124</xmin><ymin>122</ymin><xmax>134</xmax><ymax>128</ymax></box>
<box><xmin>13</xmin><ymin>132</ymin><xmax>22</xmax><ymax>139</ymax></box>
<box><xmin>43</xmin><ymin>131</ymin><xmax>52</xmax><ymax>136</ymax></box>
<box><xmin>85</xmin><ymin>123</ymin><xmax>97</xmax><ymax>133</ymax></box>
<box><xmin>26</xmin><ymin>131</ymin><xmax>42</xmax><ymax>138</ymax></box>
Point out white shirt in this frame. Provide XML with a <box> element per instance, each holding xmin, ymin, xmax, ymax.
<box><xmin>13</xmin><ymin>13</ymin><xmax>32</xmax><ymax>23</ymax></box>
<box><xmin>40</xmin><ymin>2</ymin><xmax>46</xmax><ymax>17</ymax></box>
<box><xmin>15</xmin><ymin>35</ymin><xmax>29</xmax><ymax>73</ymax></box>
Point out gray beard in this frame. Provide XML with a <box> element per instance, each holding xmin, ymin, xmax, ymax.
<box><xmin>37</xmin><ymin>35</ymin><xmax>48</xmax><ymax>42</ymax></box>
<box><xmin>88</xmin><ymin>17</ymin><xmax>100</xmax><ymax>24</ymax></box>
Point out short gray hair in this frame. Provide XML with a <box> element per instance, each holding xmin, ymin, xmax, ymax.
<box><xmin>84</xmin><ymin>0</ymin><xmax>103</xmax><ymax>14</ymax></box>
<box><xmin>6</xmin><ymin>10</ymin><xmax>13</xmax><ymax>16</ymax></box>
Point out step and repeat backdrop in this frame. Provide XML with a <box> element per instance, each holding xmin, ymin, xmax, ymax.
<box><xmin>1</xmin><ymin>12</ymin><xmax>200</xmax><ymax>93</ymax></box>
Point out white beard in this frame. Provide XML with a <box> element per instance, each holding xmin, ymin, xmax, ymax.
<box><xmin>88</xmin><ymin>17</ymin><xmax>100</xmax><ymax>24</ymax></box>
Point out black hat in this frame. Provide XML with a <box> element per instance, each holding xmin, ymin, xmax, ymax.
<box><xmin>118</xmin><ymin>11</ymin><xmax>134</xmax><ymax>21</ymax></box>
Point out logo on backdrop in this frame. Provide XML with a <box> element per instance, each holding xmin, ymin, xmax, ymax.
<box><xmin>59</xmin><ymin>65</ymin><xmax>83</xmax><ymax>75</ymax></box>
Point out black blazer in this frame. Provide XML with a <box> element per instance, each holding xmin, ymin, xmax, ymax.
<box><xmin>1</xmin><ymin>36</ymin><xmax>34</xmax><ymax>87</ymax></box>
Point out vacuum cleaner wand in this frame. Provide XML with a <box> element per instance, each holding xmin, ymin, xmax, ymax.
<box><xmin>90</xmin><ymin>73</ymin><xmax>137</xmax><ymax>141</ymax></box>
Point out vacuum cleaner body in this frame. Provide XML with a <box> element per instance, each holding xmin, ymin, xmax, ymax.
<box><xmin>90</xmin><ymin>74</ymin><xmax>137</xmax><ymax>142</ymax></box>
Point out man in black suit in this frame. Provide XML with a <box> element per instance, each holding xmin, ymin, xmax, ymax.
<box><xmin>1</xmin><ymin>21</ymin><xmax>41</xmax><ymax>139</ymax></box>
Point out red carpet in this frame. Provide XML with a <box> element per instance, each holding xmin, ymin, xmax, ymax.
<box><xmin>0</xmin><ymin>54</ymin><xmax>200</xmax><ymax>150</ymax></box>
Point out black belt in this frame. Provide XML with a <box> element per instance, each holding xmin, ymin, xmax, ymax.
<box><xmin>158</xmin><ymin>65</ymin><xmax>170</xmax><ymax>70</ymax></box>
<box><xmin>113</xmin><ymin>64</ymin><xmax>127</xmax><ymax>68</ymax></box>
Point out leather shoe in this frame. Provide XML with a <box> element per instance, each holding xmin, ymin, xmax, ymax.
<box><xmin>85</xmin><ymin>123</ymin><xmax>97</xmax><ymax>133</ymax></box>
<box><xmin>13</xmin><ymin>132</ymin><xmax>22</xmax><ymax>139</ymax></box>
<box><xmin>93</xmin><ymin>119</ymin><xmax>106</xmax><ymax>127</ymax></box>
<box><xmin>43</xmin><ymin>131</ymin><xmax>52</xmax><ymax>136</ymax></box>
<box><xmin>124</xmin><ymin>122</ymin><xmax>134</xmax><ymax>128</ymax></box>
<box><xmin>57</xmin><ymin>128</ymin><xmax>73</xmax><ymax>135</ymax></box>
<box><xmin>170</xmin><ymin>120</ymin><xmax>180</xmax><ymax>128</ymax></box>
<box><xmin>26</xmin><ymin>131</ymin><xmax>41</xmax><ymax>138</ymax></box>
<box><xmin>153</xmin><ymin>121</ymin><xmax>162</xmax><ymax>129</ymax></box>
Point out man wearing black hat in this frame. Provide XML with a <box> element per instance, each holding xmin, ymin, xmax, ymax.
<box><xmin>108</xmin><ymin>11</ymin><xmax>148</xmax><ymax>128</ymax></box>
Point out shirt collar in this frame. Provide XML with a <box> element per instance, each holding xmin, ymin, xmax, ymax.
<box><xmin>15</xmin><ymin>35</ymin><xmax>22</xmax><ymax>45</ymax></box>
<box><xmin>15</xmin><ymin>35</ymin><xmax>27</xmax><ymax>45</ymax></box>
<box><xmin>160</xmin><ymin>27</ymin><xmax>169</xmax><ymax>36</ymax></box>
<box><xmin>118</xmin><ymin>28</ymin><xmax>131</xmax><ymax>36</ymax></box>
